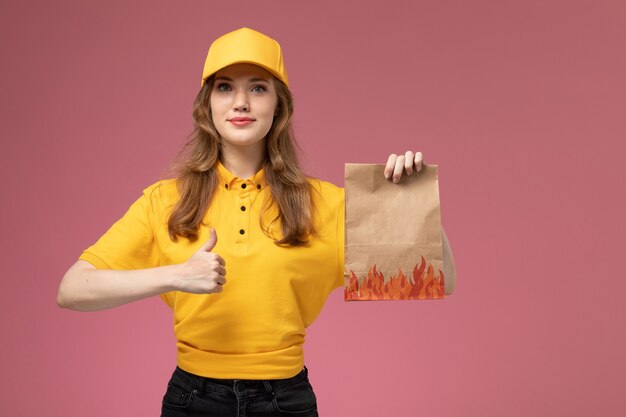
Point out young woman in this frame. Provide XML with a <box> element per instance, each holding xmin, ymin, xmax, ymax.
<box><xmin>57</xmin><ymin>27</ymin><xmax>456</xmax><ymax>417</ymax></box>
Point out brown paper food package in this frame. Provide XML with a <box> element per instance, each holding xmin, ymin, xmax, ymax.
<box><xmin>344</xmin><ymin>163</ymin><xmax>445</xmax><ymax>301</ymax></box>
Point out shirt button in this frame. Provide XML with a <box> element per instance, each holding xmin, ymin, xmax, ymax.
<box><xmin>256</xmin><ymin>184</ymin><xmax>261</xmax><ymax>190</ymax></box>
<box><xmin>239</xmin><ymin>229</ymin><xmax>245</xmax><ymax>235</ymax></box>
<box><xmin>240</xmin><ymin>206</ymin><xmax>246</xmax><ymax>211</ymax></box>
<box><xmin>241</xmin><ymin>183</ymin><xmax>247</xmax><ymax>189</ymax></box>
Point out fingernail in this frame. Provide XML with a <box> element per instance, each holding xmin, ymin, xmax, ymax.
<box><xmin>384</xmin><ymin>172</ymin><xmax>390</xmax><ymax>179</ymax></box>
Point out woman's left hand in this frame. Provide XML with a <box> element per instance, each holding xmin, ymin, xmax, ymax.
<box><xmin>384</xmin><ymin>151</ymin><xmax>424</xmax><ymax>183</ymax></box>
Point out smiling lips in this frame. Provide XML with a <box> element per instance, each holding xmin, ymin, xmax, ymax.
<box><xmin>228</xmin><ymin>117</ymin><xmax>255</xmax><ymax>127</ymax></box>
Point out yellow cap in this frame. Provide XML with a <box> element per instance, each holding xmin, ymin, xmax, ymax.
<box><xmin>201</xmin><ymin>27</ymin><xmax>289</xmax><ymax>87</ymax></box>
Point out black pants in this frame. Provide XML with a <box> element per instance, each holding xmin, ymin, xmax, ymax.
<box><xmin>161</xmin><ymin>366</ymin><xmax>319</xmax><ymax>417</ymax></box>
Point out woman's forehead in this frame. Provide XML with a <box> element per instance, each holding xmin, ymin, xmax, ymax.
<box><xmin>214</xmin><ymin>63</ymin><xmax>274</xmax><ymax>81</ymax></box>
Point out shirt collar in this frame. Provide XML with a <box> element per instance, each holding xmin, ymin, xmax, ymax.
<box><xmin>216</xmin><ymin>160</ymin><xmax>267</xmax><ymax>191</ymax></box>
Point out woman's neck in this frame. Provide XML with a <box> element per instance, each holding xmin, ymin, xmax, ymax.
<box><xmin>220</xmin><ymin>142</ymin><xmax>266</xmax><ymax>179</ymax></box>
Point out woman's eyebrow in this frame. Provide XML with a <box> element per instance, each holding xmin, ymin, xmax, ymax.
<box><xmin>214</xmin><ymin>76</ymin><xmax>270</xmax><ymax>83</ymax></box>
<box><xmin>249</xmin><ymin>78</ymin><xmax>270</xmax><ymax>83</ymax></box>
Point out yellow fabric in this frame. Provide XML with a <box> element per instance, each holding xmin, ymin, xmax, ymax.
<box><xmin>79</xmin><ymin>161</ymin><xmax>344</xmax><ymax>379</ymax></box>
<box><xmin>202</xmin><ymin>27</ymin><xmax>289</xmax><ymax>87</ymax></box>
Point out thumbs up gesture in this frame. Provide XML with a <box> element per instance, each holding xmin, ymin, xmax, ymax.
<box><xmin>176</xmin><ymin>228</ymin><xmax>227</xmax><ymax>294</ymax></box>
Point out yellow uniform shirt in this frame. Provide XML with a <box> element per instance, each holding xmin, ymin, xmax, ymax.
<box><xmin>79</xmin><ymin>162</ymin><xmax>345</xmax><ymax>379</ymax></box>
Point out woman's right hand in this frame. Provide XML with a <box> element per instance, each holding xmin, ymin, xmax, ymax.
<box><xmin>175</xmin><ymin>228</ymin><xmax>227</xmax><ymax>294</ymax></box>
<box><xmin>57</xmin><ymin>228</ymin><xmax>227</xmax><ymax>312</ymax></box>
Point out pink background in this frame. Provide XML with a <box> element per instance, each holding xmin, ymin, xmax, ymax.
<box><xmin>1</xmin><ymin>1</ymin><xmax>625</xmax><ymax>416</ymax></box>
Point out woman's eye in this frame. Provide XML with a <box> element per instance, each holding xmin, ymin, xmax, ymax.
<box><xmin>217</xmin><ymin>83</ymin><xmax>231</xmax><ymax>92</ymax></box>
<box><xmin>251</xmin><ymin>85</ymin><xmax>266</xmax><ymax>93</ymax></box>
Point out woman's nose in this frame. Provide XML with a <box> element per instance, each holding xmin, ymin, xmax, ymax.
<box><xmin>233</xmin><ymin>90</ymin><xmax>249</xmax><ymax>112</ymax></box>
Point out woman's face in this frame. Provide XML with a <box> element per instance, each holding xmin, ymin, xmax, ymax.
<box><xmin>210</xmin><ymin>63</ymin><xmax>278</xmax><ymax>152</ymax></box>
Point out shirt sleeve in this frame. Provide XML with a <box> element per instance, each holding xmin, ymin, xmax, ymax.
<box><xmin>79</xmin><ymin>185</ymin><xmax>160</xmax><ymax>271</ymax></box>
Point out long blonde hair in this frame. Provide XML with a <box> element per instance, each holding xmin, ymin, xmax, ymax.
<box><xmin>167</xmin><ymin>75</ymin><xmax>315</xmax><ymax>246</ymax></box>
